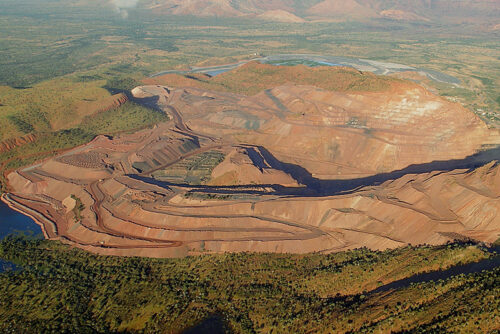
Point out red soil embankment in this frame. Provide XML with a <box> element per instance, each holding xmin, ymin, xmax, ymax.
<box><xmin>0</xmin><ymin>134</ymin><xmax>38</xmax><ymax>154</ymax></box>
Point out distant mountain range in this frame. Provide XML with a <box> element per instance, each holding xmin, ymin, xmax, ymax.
<box><xmin>141</xmin><ymin>0</ymin><xmax>500</xmax><ymax>24</ymax></box>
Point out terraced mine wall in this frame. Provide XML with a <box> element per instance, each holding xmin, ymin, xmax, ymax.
<box><xmin>3</xmin><ymin>69</ymin><xmax>500</xmax><ymax>258</ymax></box>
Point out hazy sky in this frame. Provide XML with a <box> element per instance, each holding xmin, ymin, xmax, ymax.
<box><xmin>112</xmin><ymin>0</ymin><xmax>138</xmax><ymax>8</ymax></box>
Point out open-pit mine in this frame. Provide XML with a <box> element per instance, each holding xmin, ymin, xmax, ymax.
<box><xmin>3</xmin><ymin>62</ymin><xmax>500</xmax><ymax>257</ymax></box>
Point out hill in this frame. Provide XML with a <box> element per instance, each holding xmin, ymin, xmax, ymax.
<box><xmin>140</xmin><ymin>0</ymin><xmax>500</xmax><ymax>23</ymax></box>
<box><xmin>256</xmin><ymin>10</ymin><xmax>305</xmax><ymax>23</ymax></box>
<box><xmin>144</xmin><ymin>61</ymin><xmax>394</xmax><ymax>95</ymax></box>
<box><xmin>144</xmin><ymin>0</ymin><xmax>321</xmax><ymax>17</ymax></box>
<box><xmin>0</xmin><ymin>73</ymin><xmax>170</xmax><ymax>191</ymax></box>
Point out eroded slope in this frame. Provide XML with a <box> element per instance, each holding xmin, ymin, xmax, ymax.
<box><xmin>3</xmin><ymin>65</ymin><xmax>500</xmax><ymax>257</ymax></box>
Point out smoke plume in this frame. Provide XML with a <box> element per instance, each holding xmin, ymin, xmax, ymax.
<box><xmin>111</xmin><ymin>0</ymin><xmax>139</xmax><ymax>19</ymax></box>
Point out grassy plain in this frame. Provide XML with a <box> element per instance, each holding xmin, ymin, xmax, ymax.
<box><xmin>0</xmin><ymin>237</ymin><xmax>497</xmax><ymax>333</ymax></box>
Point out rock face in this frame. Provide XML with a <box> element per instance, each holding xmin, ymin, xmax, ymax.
<box><xmin>208</xmin><ymin>147</ymin><xmax>299</xmax><ymax>186</ymax></box>
<box><xmin>4</xmin><ymin>65</ymin><xmax>500</xmax><ymax>258</ymax></box>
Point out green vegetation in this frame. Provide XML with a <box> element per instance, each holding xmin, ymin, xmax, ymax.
<box><xmin>0</xmin><ymin>237</ymin><xmax>497</xmax><ymax>333</ymax></box>
<box><xmin>81</xmin><ymin>101</ymin><xmax>168</xmax><ymax>135</ymax></box>
<box><xmin>103</xmin><ymin>77</ymin><xmax>142</xmax><ymax>95</ymax></box>
<box><xmin>152</xmin><ymin>150</ymin><xmax>226</xmax><ymax>185</ymax></box>
<box><xmin>0</xmin><ymin>72</ymin><xmax>157</xmax><ymax>143</ymax></box>
<box><xmin>7</xmin><ymin>115</ymin><xmax>35</xmax><ymax>134</ymax></box>
<box><xmin>0</xmin><ymin>128</ymin><xmax>94</xmax><ymax>171</ymax></box>
<box><xmin>184</xmin><ymin>192</ymin><xmax>234</xmax><ymax>201</ymax></box>
<box><xmin>70</xmin><ymin>195</ymin><xmax>85</xmax><ymax>223</ymax></box>
<box><xmin>0</xmin><ymin>78</ymin><xmax>108</xmax><ymax>140</ymax></box>
<box><xmin>211</xmin><ymin>62</ymin><xmax>394</xmax><ymax>95</ymax></box>
<box><xmin>148</xmin><ymin>61</ymin><xmax>395</xmax><ymax>96</ymax></box>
